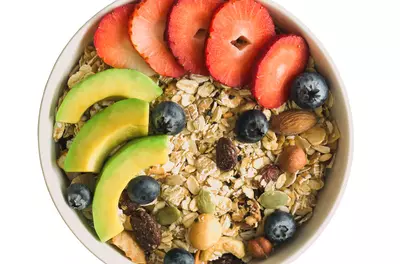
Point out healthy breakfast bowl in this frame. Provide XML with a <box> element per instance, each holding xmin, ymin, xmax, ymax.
<box><xmin>38</xmin><ymin>0</ymin><xmax>353</xmax><ymax>263</ymax></box>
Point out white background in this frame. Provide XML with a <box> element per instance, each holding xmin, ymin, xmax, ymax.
<box><xmin>1</xmin><ymin>0</ymin><xmax>399</xmax><ymax>263</ymax></box>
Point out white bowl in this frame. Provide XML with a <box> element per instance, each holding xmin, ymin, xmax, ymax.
<box><xmin>38</xmin><ymin>0</ymin><xmax>353</xmax><ymax>263</ymax></box>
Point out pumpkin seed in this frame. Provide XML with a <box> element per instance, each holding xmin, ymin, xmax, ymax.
<box><xmin>258</xmin><ymin>191</ymin><xmax>290</xmax><ymax>209</ymax></box>
<box><xmin>196</xmin><ymin>189</ymin><xmax>216</xmax><ymax>214</ymax></box>
<box><xmin>156</xmin><ymin>206</ymin><xmax>181</xmax><ymax>225</ymax></box>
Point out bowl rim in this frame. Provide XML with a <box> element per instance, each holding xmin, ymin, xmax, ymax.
<box><xmin>38</xmin><ymin>0</ymin><xmax>354</xmax><ymax>263</ymax></box>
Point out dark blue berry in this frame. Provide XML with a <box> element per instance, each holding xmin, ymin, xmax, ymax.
<box><xmin>264</xmin><ymin>210</ymin><xmax>296</xmax><ymax>244</ymax></box>
<box><xmin>290</xmin><ymin>72</ymin><xmax>329</xmax><ymax>109</ymax></box>
<box><xmin>235</xmin><ymin>110</ymin><xmax>268</xmax><ymax>143</ymax></box>
<box><xmin>164</xmin><ymin>248</ymin><xmax>194</xmax><ymax>264</ymax></box>
<box><xmin>67</xmin><ymin>183</ymin><xmax>92</xmax><ymax>210</ymax></box>
<box><xmin>127</xmin><ymin>176</ymin><xmax>160</xmax><ymax>205</ymax></box>
<box><xmin>151</xmin><ymin>101</ymin><xmax>186</xmax><ymax>135</ymax></box>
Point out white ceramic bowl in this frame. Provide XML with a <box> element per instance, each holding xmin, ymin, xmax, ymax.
<box><xmin>38</xmin><ymin>0</ymin><xmax>353</xmax><ymax>263</ymax></box>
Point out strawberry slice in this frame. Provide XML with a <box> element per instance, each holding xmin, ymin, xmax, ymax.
<box><xmin>252</xmin><ymin>35</ymin><xmax>309</xmax><ymax>109</ymax></box>
<box><xmin>167</xmin><ymin>0</ymin><xmax>224</xmax><ymax>75</ymax></box>
<box><xmin>206</xmin><ymin>0</ymin><xmax>276</xmax><ymax>87</ymax></box>
<box><xmin>94</xmin><ymin>4</ymin><xmax>155</xmax><ymax>76</ymax></box>
<box><xmin>129</xmin><ymin>0</ymin><xmax>186</xmax><ymax>78</ymax></box>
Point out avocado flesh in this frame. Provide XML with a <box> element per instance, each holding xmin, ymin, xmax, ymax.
<box><xmin>64</xmin><ymin>99</ymin><xmax>149</xmax><ymax>173</ymax></box>
<box><xmin>92</xmin><ymin>135</ymin><xmax>169</xmax><ymax>242</ymax></box>
<box><xmin>56</xmin><ymin>69</ymin><xmax>161</xmax><ymax>123</ymax></box>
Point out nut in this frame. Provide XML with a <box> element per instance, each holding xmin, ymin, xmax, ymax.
<box><xmin>197</xmin><ymin>189</ymin><xmax>216</xmax><ymax>214</ymax></box>
<box><xmin>201</xmin><ymin>237</ymin><xmax>246</xmax><ymax>262</ymax></box>
<box><xmin>156</xmin><ymin>206</ymin><xmax>181</xmax><ymax>225</ymax></box>
<box><xmin>278</xmin><ymin>146</ymin><xmax>307</xmax><ymax>173</ymax></box>
<box><xmin>259</xmin><ymin>165</ymin><xmax>281</xmax><ymax>183</ymax></box>
<box><xmin>130</xmin><ymin>209</ymin><xmax>161</xmax><ymax>252</ymax></box>
<box><xmin>189</xmin><ymin>214</ymin><xmax>222</xmax><ymax>250</ymax></box>
<box><xmin>216</xmin><ymin>137</ymin><xmax>238</xmax><ymax>171</ymax></box>
<box><xmin>247</xmin><ymin>237</ymin><xmax>273</xmax><ymax>259</ymax></box>
<box><xmin>270</xmin><ymin>110</ymin><xmax>317</xmax><ymax>135</ymax></box>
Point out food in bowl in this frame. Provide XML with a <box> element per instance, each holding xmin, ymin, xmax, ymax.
<box><xmin>52</xmin><ymin>0</ymin><xmax>341</xmax><ymax>263</ymax></box>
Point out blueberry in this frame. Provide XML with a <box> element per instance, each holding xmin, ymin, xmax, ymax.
<box><xmin>264</xmin><ymin>210</ymin><xmax>296</xmax><ymax>244</ymax></box>
<box><xmin>164</xmin><ymin>248</ymin><xmax>194</xmax><ymax>264</ymax></box>
<box><xmin>151</xmin><ymin>101</ymin><xmax>186</xmax><ymax>135</ymax></box>
<box><xmin>290</xmin><ymin>72</ymin><xmax>329</xmax><ymax>109</ymax></box>
<box><xmin>67</xmin><ymin>183</ymin><xmax>92</xmax><ymax>210</ymax></box>
<box><xmin>235</xmin><ymin>110</ymin><xmax>268</xmax><ymax>143</ymax></box>
<box><xmin>127</xmin><ymin>176</ymin><xmax>160</xmax><ymax>205</ymax></box>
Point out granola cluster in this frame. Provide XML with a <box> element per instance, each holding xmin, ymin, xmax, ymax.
<box><xmin>54</xmin><ymin>45</ymin><xmax>340</xmax><ymax>263</ymax></box>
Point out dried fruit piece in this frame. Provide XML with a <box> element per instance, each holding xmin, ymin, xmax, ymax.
<box><xmin>258</xmin><ymin>191</ymin><xmax>289</xmax><ymax>209</ymax></box>
<box><xmin>119</xmin><ymin>190</ymin><xmax>139</xmax><ymax>215</ymax></box>
<box><xmin>156</xmin><ymin>206</ymin><xmax>182</xmax><ymax>225</ymax></box>
<box><xmin>247</xmin><ymin>237</ymin><xmax>273</xmax><ymax>259</ymax></box>
<box><xmin>278</xmin><ymin>146</ymin><xmax>307</xmax><ymax>173</ymax></box>
<box><xmin>197</xmin><ymin>189</ymin><xmax>216</xmax><ymax>214</ymax></box>
<box><xmin>111</xmin><ymin>231</ymin><xmax>146</xmax><ymax>263</ymax></box>
<box><xmin>210</xmin><ymin>254</ymin><xmax>245</xmax><ymax>264</ymax></box>
<box><xmin>259</xmin><ymin>164</ymin><xmax>281</xmax><ymax>183</ymax></box>
<box><xmin>216</xmin><ymin>137</ymin><xmax>238</xmax><ymax>171</ymax></box>
<box><xmin>130</xmin><ymin>209</ymin><xmax>161</xmax><ymax>252</ymax></box>
<box><xmin>270</xmin><ymin>110</ymin><xmax>317</xmax><ymax>136</ymax></box>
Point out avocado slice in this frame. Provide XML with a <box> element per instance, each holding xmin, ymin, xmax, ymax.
<box><xmin>93</xmin><ymin>135</ymin><xmax>169</xmax><ymax>242</ymax></box>
<box><xmin>56</xmin><ymin>69</ymin><xmax>162</xmax><ymax>123</ymax></box>
<box><xmin>64</xmin><ymin>99</ymin><xmax>149</xmax><ymax>173</ymax></box>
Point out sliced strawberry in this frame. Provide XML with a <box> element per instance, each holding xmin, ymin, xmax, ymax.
<box><xmin>94</xmin><ymin>4</ymin><xmax>155</xmax><ymax>76</ymax></box>
<box><xmin>167</xmin><ymin>0</ymin><xmax>224</xmax><ymax>75</ymax></box>
<box><xmin>206</xmin><ymin>0</ymin><xmax>276</xmax><ymax>87</ymax></box>
<box><xmin>252</xmin><ymin>35</ymin><xmax>309</xmax><ymax>109</ymax></box>
<box><xmin>129</xmin><ymin>0</ymin><xmax>186</xmax><ymax>78</ymax></box>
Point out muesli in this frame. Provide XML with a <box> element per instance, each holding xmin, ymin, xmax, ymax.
<box><xmin>54</xmin><ymin>0</ymin><xmax>340</xmax><ymax>263</ymax></box>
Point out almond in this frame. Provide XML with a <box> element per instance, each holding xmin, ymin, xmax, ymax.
<box><xmin>278</xmin><ymin>146</ymin><xmax>307</xmax><ymax>173</ymax></box>
<box><xmin>270</xmin><ymin>110</ymin><xmax>317</xmax><ymax>136</ymax></box>
<box><xmin>247</xmin><ymin>237</ymin><xmax>273</xmax><ymax>259</ymax></box>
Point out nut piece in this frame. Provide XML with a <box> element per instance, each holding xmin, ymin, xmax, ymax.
<box><xmin>270</xmin><ymin>110</ymin><xmax>317</xmax><ymax>135</ymax></box>
<box><xmin>259</xmin><ymin>164</ymin><xmax>281</xmax><ymax>183</ymax></box>
<box><xmin>201</xmin><ymin>237</ymin><xmax>246</xmax><ymax>262</ymax></box>
<box><xmin>216</xmin><ymin>137</ymin><xmax>238</xmax><ymax>171</ymax></box>
<box><xmin>189</xmin><ymin>214</ymin><xmax>222</xmax><ymax>250</ymax></box>
<box><xmin>111</xmin><ymin>231</ymin><xmax>146</xmax><ymax>263</ymax></box>
<box><xmin>247</xmin><ymin>237</ymin><xmax>273</xmax><ymax>259</ymax></box>
<box><xmin>130</xmin><ymin>209</ymin><xmax>161</xmax><ymax>252</ymax></box>
<box><xmin>278</xmin><ymin>146</ymin><xmax>307</xmax><ymax>173</ymax></box>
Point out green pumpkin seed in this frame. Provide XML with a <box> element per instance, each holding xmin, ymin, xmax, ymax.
<box><xmin>156</xmin><ymin>206</ymin><xmax>181</xmax><ymax>225</ymax></box>
<box><xmin>258</xmin><ymin>191</ymin><xmax>289</xmax><ymax>209</ymax></box>
<box><xmin>196</xmin><ymin>189</ymin><xmax>216</xmax><ymax>214</ymax></box>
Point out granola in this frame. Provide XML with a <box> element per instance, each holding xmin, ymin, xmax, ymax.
<box><xmin>55</xmin><ymin>29</ymin><xmax>340</xmax><ymax>264</ymax></box>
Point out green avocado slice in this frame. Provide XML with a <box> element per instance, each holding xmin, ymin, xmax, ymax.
<box><xmin>92</xmin><ymin>135</ymin><xmax>169</xmax><ymax>242</ymax></box>
<box><xmin>64</xmin><ymin>99</ymin><xmax>149</xmax><ymax>173</ymax></box>
<box><xmin>56</xmin><ymin>69</ymin><xmax>161</xmax><ymax>123</ymax></box>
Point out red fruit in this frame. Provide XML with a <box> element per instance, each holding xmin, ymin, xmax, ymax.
<box><xmin>206</xmin><ymin>0</ymin><xmax>276</xmax><ymax>87</ymax></box>
<box><xmin>252</xmin><ymin>35</ymin><xmax>309</xmax><ymax>109</ymax></box>
<box><xmin>167</xmin><ymin>0</ymin><xmax>224</xmax><ymax>75</ymax></box>
<box><xmin>129</xmin><ymin>0</ymin><xmax>186</xmax><ymax>78</ymax></box>
<box><xmin>94</xmin><ymin>4</ymin><xmax>155</xmax><ymax>76</ymax></box>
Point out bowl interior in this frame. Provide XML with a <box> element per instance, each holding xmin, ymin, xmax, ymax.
<box><xmin>38</xmin><ymin>0</ymin><xmax>352</xmax><ymax>263</ymax></box>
